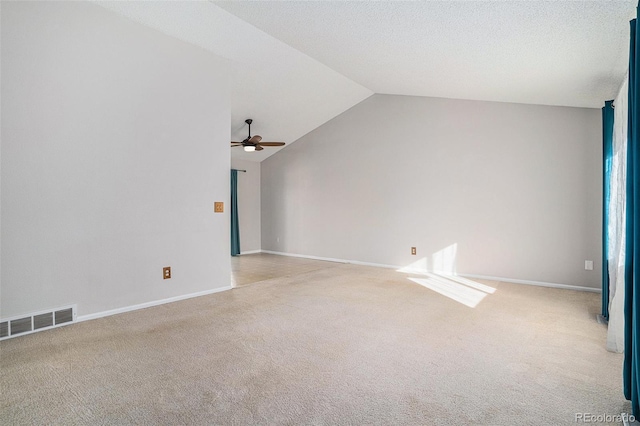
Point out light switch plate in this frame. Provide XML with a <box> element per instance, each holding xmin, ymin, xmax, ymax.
<box><xmin>214</xmin><ymin>202</ymin><xmax>224</xmax><ymax>213</ymax></box>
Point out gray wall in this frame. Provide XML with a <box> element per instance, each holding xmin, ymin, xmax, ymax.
<box><xmin>262</xmin><ymin>94</ymin><xmax>602</xmax><ymax>288</ymax></box>
<box><xmin>1</xmin><ymin>1</ymin><xmax>231</xmax><ymax>318</ymax></box>
<box><xmin>231</xmin><ymin>159</ymin><xmax>261</xmax><ymax>253</ymax></box>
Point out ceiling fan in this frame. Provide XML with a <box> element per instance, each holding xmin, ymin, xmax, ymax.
<box><xmin>231</xmin><ymin>119</ymin><xmax>285</xmax><ymax>152</ymax></box>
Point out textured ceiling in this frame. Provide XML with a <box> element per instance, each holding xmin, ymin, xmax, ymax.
<box><xmin>216</xmin><ymin>1</ymin><xmax>635</xmax><ymax>108</ymax></box>
<box><xmin>100</xmin><ymin>1</ymin><xmax>635</xmax><ymax>162</ymax></box>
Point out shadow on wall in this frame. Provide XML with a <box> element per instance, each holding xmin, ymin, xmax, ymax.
<box><xmin>397</xmin><ymin>243</ymin><xmax>496</xmax><ymax>308</ymax></box>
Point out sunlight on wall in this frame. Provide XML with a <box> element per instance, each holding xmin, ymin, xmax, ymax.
<box><xmin>397</xmin><ymin>243</ymin><xmax>495</xmax><ymax>308</ymax></box>
<box><xmin>432</xmin><ymin>243</ymin><xmax>457</xmax><ymax>274</ymax></box>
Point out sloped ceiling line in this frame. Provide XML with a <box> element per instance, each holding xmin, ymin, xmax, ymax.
<box><xmin>100</xmin><ymin>0</ymin><xmax>636</xmax><ymax>162</ymax></box>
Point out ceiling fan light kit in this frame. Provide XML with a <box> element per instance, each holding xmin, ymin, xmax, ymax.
<box><xmin>231</xmin><ymin>118</ymin><xmax>285</xmax><ymax>153</ymax></box>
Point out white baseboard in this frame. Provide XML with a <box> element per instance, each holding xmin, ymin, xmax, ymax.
<box><xmin>261</xmin><ymin>250</ymin><xmax>601</xmax><ymax>293</ymax></box>
<box><xmin>343</xmin><ymin>259</ymin><xmax>399</xmax><ymax>269</ymax></box>
<box><xmin>261</xmin><ymin>250</ymin><xmax>348</xmax><ymax>264</ymax></box>
<box><xmin>261</xmin><ymin>250</ymin><xmax>400</xmax><ymax>269</ymax></box>
<box><xmin>240</xmin><ymin>250</ymin><xmax>261</xmax><ymax>255</ymax></box>
<box><xmin>460</xmin><ymin>273</ymin><xmax>601</xmax><ymax>293</ymax></box>
<box><xmin>77</xmin><ymin>285</ymin><xmax>233</xmax><ymax>323</ymax></box>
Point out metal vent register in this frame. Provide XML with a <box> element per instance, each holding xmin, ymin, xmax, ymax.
<box><xmin>0</xmin><ymin>306</ymin><xmax>76</xmax><ymax>340</ymax></box>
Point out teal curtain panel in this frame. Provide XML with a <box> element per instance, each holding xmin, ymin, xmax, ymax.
<box><xmin>603</xmin><ymin>100</ymin><xmax>614</xmax><ymax>319</ymax></box>
<box><xmin>625</xmin><ymin>15</ymin><xmax>640</xmax><ymax>417</ymax></box>
<box><xmin>231</xmin><ymin>169</ymin><xmax>240</xmax><ymax>256</ymax></box>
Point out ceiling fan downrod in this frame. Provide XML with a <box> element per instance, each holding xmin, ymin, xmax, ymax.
<box><xmin>245</xmin><ymin>118</ymin><xmax>253</xmax><ymax>139</ymax></box>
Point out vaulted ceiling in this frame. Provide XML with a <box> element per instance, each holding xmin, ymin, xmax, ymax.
<box><xmin>100</xmin><ymin>1</ymin><xmax>636</xmax><ymax>161</ymax></box>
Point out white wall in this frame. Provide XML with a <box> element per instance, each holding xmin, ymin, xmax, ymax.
<box><xmin>1</xmin><ymin>1</ymin><xmax>231</xmax><ymax>318</ymax></box>
<box><xmin>262</xmin><ymin>94</ymin><xmax>602</xmax><ymax>288</ymax></box>
<box><xmin>231</xmin><ymin>159</ymin><xmax>261</xmax><ymax>253</ymax></box>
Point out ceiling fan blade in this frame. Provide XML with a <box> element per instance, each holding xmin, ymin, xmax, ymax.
<box><xmin>255</xmin><ymin>145</ymin><xmax>264</xmax><ymax>151</ymax></box>
<box><xmin>257</xmin><ymin>142</ymin><xmax>285</xmax><ymax>146</ymax></box>
<box><xmin>231</xmin><ymin>141</ymin><xmax>243</xmax><ymax>144</ymax></box>
<box><xmin>231</xmin><ymin>145</ymin><xmax>243</xmax><ymax>148</ymax></box>
<box><xmin>248</xmin><ymin>135</ymin><xmax>262</xmax><ymax>144</ymax></box>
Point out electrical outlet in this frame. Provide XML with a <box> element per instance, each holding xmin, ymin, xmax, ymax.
<box><xmin>585</xmin><ymin>260</ymin><xmax>593</xmax><ymax>271</ymax></box>
<box><xmin>163</xmin><ymin>266</ymin><xmax>171</xmax><ymax>279</ymax></box>
<box><xmin>411</xmin><ymin>247</ymin><xmax>417</xmax><ymax>255</ymax></box>
<box><xmin>214</xmin><ymin>202</ymin><xmax>224</xmax><ymax>213</ymax></box>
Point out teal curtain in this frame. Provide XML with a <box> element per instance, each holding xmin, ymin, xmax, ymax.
<box><xmin>230</xmin><ymin>170</ymin><xmax>240</xmax><ymax>256</ymax></box>
<box><xmin>603</xmin><ymin>100</ymin><xmax>614</xmax><ymax>319</ymax></box>
<box><xmin>625</xmin><ymin>16</ymin><xmax>640</xmax><ymax>417</ymax></box>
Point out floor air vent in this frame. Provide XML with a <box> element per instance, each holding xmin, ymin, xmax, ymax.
<box><xmin>0</xmin><ymin>305</ymin><xmax>76</xmax><ymax>341</ymax></box>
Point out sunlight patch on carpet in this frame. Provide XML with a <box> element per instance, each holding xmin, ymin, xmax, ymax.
<box><xmin>407</xmin><ymin>275</ymin><xmax>494</xmax><ymax>308</ymax></box>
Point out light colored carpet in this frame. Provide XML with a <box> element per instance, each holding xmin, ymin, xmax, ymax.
<box><xmin>0</xmin><ymin>258</ymin><xmax>626</xmax><ymax>425</ymax></box>
<box><xmin>231</xmin><ymin>253</ymin><xmax>340</xmax><ymax>287</ymax></box>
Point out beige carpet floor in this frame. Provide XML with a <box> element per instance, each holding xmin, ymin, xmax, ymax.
<box><xmin>0</xmin><ymin>256</ymin><xmax>627</xmax><ymax>425</ymax></box>
<box><xmin>231</xmin><ymin>253</ymin><xmax>340</xmax><ymax>287</ymax></box>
